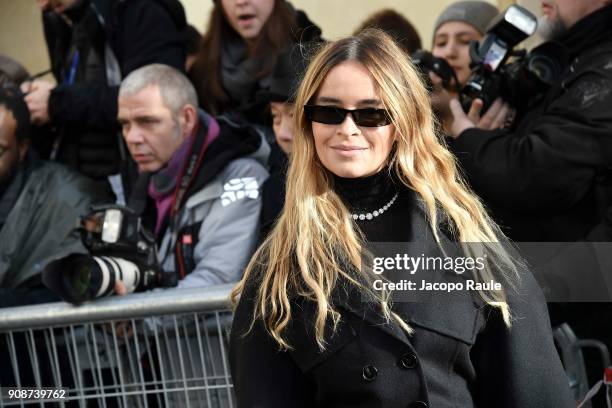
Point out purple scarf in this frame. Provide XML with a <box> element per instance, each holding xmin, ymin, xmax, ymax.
<box><xmin>148</xmin><ymin>114</ymin><xmax>220</xmax><ymax>235</ymax></box>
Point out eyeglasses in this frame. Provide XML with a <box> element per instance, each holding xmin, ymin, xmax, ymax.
<box><xmin>304</xmin><ymin>105</ymin><xmax>392</xmax><ymax>127</ymax></box>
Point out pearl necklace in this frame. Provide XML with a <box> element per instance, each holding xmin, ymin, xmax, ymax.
<box><xmin>351</xmin><ymin>193</ymin><xmax>398</xmax><ymax>221</ymax></box>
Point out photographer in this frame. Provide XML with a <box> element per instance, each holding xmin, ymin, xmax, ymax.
<box><xmin>0</xmin><ymin>87</ymin><xmax>105</xmax><ymax>307</ymax></box>
<box><xmin>445</xmin><ymin>0</ymin><xmax>612</xmax><ymax>391</ymax></box>
<box><xmin>23</xmin><ymin>0</ymin><xmax>186</xmax><ymax>200</ymax></box>
<box><xmin>447</xmin><ymin>0</ymin><xmax>612</xmax><ymax>242</ymax></box>
<box><xmin>432</xmin><ymin>1</ymin><xmax>499</xmax><ymax>93</ymax></box>
<box><xmin>116</xmin><ymin>64</ymin><xmax>268</xmax><ymax>291</ymax></box>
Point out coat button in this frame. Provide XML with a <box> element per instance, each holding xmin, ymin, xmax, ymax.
<box><xmin>399</xmin><ymin>353</ymin><xmax>417</xmax><ymax>369</ymax></box>
<box><xmin>362</xmin><ymin>365</ymin><xmax>378</xmax><ymax>381</ymax></box>
<box><xmin>408</xmin><ymin>401</ymin><xmax>428</xmax><ymax>408</ymax></box>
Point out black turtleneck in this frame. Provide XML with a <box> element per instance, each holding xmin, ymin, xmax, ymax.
<box><xmin>333</xmin><ymin>169</ymin><xmax>414</xmax><ymax>243</ymax></box>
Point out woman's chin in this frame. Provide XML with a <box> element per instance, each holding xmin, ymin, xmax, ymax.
<box><xmin>327</xmin><ymin>165</ymin><xmax>378</xmax><ymax>179</ymax></box>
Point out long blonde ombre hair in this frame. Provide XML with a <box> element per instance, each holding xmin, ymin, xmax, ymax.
<box><xmin>232</xmin><ymin>29</ymin><xmax>518</xmax><ymax>350</ymax></box>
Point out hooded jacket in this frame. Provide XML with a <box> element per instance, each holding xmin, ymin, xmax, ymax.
<box><xmin>156</xmin><ymin>111</ymin><xmax>269</xmax><ymax>288</ymax></box>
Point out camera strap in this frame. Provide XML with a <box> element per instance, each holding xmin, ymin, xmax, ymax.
<box><xmin>170</xmin><ymin>120</ymin><xmax>203</xmax><ymax>225</ymax></box>
<box><xmin>168</xmin><ymin>121</ymin><xmax>204</xmax><ymax>279</ymax></box>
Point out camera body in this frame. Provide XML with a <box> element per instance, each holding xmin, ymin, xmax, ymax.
<box><xmin>461</xmin><ymin>5</ymin><xmax>538</xmax><ymax>112</ymax></box>
<box><xmin>43</xmin><ymin>205</ymin><xmax>175</xmax><ymax>304</ymax></box>
<box><xmin>459</xmin><ymin>4</ymin><xmax>568</xmax><ymax>117</ymax></box>
<box><xmin>411</xmin><ymin>49</ymin><xmax>458</xmax><ymax>92</ymax></box>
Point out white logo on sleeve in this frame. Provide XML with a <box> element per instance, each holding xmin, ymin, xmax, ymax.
<box><xmin>221</xmin><ymin>177</ymin><xmax>260</xmax><ymax>207</ymax></box>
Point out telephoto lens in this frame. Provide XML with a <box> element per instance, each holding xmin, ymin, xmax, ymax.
<box><xmin>43</xmin><ymin>253</ymin><xmax>155</xmax><ymax>304</ymax></box>
<box><xmin>42</xmin><ymin>205</ymin><xmax>162</xmax><ymax>304</ymax></box>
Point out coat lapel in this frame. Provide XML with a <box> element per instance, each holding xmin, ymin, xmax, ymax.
<box><xmin>331</xmin><ymin>198</ymin><xmax>479</xmax><ymax>347</ymax></box>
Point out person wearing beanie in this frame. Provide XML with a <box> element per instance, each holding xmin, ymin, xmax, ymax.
<box><xmin>432</xmin><ymin>1</ymin><xmax>499</xmax><ymax>87</ymax></box>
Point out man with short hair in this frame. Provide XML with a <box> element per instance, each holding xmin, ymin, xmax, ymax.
<box><xmin>0</xmin><ymin>87</ymin><xmax>104</xmax><ymax>307</ymax></box>
<box><xmin>117</xmin><ymin>64</ymin><xmax>268</xmax><ymax>288</ymax></box>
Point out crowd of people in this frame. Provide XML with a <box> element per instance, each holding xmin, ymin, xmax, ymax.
<box><xmin>1</xmin><ymin>0</ymin><xmax>612</xmax><ymax>406</ymax></box>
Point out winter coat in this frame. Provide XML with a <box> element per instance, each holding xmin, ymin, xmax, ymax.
<box><xmin>259</xmin><ymin>143</ymin><xmax>288</xmax><ymax>241</ymax></box>
<box><xmin>0</xmin><ymin>155</ymin><xmax>104</xmax><ymax>290</ymax></box>
<box><xmin>230</xmin><ymin>191</ymin><xmax>574</xmax><ymax>408</ymax></box>
<box><xmin>157</xmin><ymin>112</ymin><xmax>269</xmax><ymax>288</ymax></box>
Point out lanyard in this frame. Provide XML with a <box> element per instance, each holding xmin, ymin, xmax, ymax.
<box><xmin>64</xmin><ymin>50</ymin><xmax>80</xmax><ymax>85</ymax></box>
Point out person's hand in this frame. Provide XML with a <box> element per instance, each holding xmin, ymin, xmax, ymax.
<box><xmin>21</xmin><ymin>79</ymin><xmax>54</xmax><ymax>126</ymax></box>
<box><xmin>115</xmin><ymin>280</ymin><xmax>128</xmax><ymax>296</ymax></box>
<box><xmin>448</xmin><ymin>97</ymin><xmax>512</xmax><ymax>139</ymax></box>
<box><xmin>429</xmin><ymin>72</ymin><xmax>453</xmax><ymax>126</ymax></box>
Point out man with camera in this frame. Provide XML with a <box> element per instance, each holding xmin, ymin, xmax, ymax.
<box><xmin>0</xmin><ymin>87</ymin><xmax>105</xmax><ymax>307</ymax></box>
<box><xmin>447</xmin><ymin>0</ymin><xmax>612</xmax><ymax>242</ymax></box>
<box><xmin>115</xmin><ymin>64</ymin><xmax>268</xmax><ymax>292</ymax></box>
<box><xmin>445</xmin><ymin>0</ymin><xmax>612</xmax><ymax>395</ymax></box>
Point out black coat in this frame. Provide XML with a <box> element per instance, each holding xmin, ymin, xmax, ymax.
<box><xmin>259</xmin><ymin>143</ymin><xmax>288</xmax><ymax>241</ymax></box>
<box><xmin>230</xmin><ymin>197</ymin><xmax>574</xmax><ymax>408</ymax></box>
<box><xmin>448</xmin><ymin>5</ymin><xmax>612</xmax><ymax>242</ymax></box>
<box><xmin>40</xmin><ymin>0</ymin><xmax>186</xmax><ymax>180</ymax></box>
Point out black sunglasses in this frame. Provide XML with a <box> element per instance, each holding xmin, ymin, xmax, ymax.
<box><xmin>304</xmin><ymin>105</ymin><xmax>392</xmax><ymax>127</ymax></box>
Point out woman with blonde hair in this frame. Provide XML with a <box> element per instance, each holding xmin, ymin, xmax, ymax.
<box><xmin>229</xmin><ymin>29</ymin><xmax>573</xmax><ymax>407</ymax></box>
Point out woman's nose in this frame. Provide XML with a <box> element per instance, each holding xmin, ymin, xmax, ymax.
<box><xmin>336</xmin><ymin>112</ymin><xmax>360</xmax><ymax>136</ymax></box>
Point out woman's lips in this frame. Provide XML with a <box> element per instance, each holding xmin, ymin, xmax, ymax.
<box><xmin>237</xmin><ymin>14</ymin><xmax>256</xmax><ymax>26</ymax></box>
<box><xmin>331</xmin><ymin>145</ymin><xmax>367</xmax><ymax>157</ymax></box>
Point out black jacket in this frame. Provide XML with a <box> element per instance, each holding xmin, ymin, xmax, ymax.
<box><xmin>259</xmin><ymin>143</ymin><xmax>288</xmax><ymax>241</ymax></box>
<box><xmin>40</xmin><ymin>0</ymin><xmax>186</xmax><ymax>180</ymax></box>
<box><xmin>448</xmin><ymin>5</ymin><xmax>612</xmax><ymax>242</ymax></box>
<box><xmin>230</xmin><ymin>192</ymin><xmax>574</xmax><ymax>408</ymax></box>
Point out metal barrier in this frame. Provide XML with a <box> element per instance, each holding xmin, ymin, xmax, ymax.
<box><xmin>0</xmin><ymin>284</ymin><xmax>236</xmax><ymax>408</ymax></box>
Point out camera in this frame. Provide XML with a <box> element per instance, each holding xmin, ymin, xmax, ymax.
<box><xmin>411</xmin><ymin>49</ymin><xmax>458</xmax><ymax>93</ymax></box>
<box><xmin>43</xmin><ymin>205</ymin><xmax>174</xmax><ymax>304</ymax></box>
<box><xmin>461</xmin><ymin>5</ymin><xmax>568</xmax><ymax>114</ymax></box>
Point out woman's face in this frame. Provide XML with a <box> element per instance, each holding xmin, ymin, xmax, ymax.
<box><xmin>221</xmin><ymin>0</ymin><xmax>275</xmax><ymax>42</ymax></box>
<box><xmin>432</xmin><ymin>21</ymin><xmax>482</xmax><ymax>86</ymax></box>
<box><xmin>310</xmin><ymin>61</ymin><xmax>395</xmax><ymax>179</ymax></box>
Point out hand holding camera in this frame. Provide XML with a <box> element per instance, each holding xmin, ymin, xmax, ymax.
<box><xmin>43</xmin><ymin>205</ymin><xmax>176</xmax><ymax>304</ymax></box>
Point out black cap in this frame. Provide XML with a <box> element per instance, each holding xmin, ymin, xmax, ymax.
<box><xmin>257</xmin><ymin>44</ymin><xmax>310</xmax><ymax>104</ymax></box>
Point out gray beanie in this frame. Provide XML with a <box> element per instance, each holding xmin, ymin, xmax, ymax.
<box><xmin>434</xmin><ymin>1</ymin><xmax>499</xmax><ymax>36</ymax></box>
